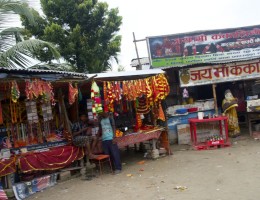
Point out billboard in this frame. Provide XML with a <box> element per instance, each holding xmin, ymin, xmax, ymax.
<box><xmin>147</xmin><ymin>25</ymin><xmax>260</xmax><ymax>68</ymax></box>
<box><xmin>179</xmin><ymin>59</ymin><xmax>260</xmax><ymax>87</ymax></box>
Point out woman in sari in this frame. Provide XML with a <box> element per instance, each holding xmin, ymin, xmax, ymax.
<box><xmin>222</xmin><ymin>89</ymin><xmax>240</xmax><ymax>137</ymax></box>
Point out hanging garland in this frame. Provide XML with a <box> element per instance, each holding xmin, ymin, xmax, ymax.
<box><xmin>102</xmin><ymin>73</ymin><xmax>170</xmax><ymax>114</ymax></box>
<box><xmin>11</xmin><ymin>81</ymin><xmax>20</xmax><ymax>103</ymax></box>
<box><xmin>25</xmin><ymin>79</ymin><xmax>55</xmax><ymax>104</ymax></box>
<box><xmin>91</xmin><ymin>81</ymin><xmax>103</xmax><ymax>118</ymax></box>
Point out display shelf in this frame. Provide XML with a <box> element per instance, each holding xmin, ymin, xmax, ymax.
<box><xmin>189</xmin><ymin>116</ymin><xmax>231</xmax><ymax>151</ymax></box>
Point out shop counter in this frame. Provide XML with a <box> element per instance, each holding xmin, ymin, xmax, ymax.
<box><xmin>114</xmin><ymin>127</ymin><xmax>164</xmax><ymax>150</ymax></box>
<box><xmin>18</xmin><ymin>145</ymin><xmax>84</xmax><ymax>173</ymax></box>
<box><xmin>189</xmin><ymin>116</ymin><xmax>230</xmax><ymax>150</ymax></box>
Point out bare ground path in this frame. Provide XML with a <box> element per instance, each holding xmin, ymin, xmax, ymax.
<box><xmin>28</xmin><ymin>136</ymin><xmax>260</xmax><ymax>200</ymax></box>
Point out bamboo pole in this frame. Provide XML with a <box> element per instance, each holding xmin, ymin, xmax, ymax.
<box><xmin>133</xmin><ymin>32</ymin><xmax>142</xmax><ymax>70</ymax></box>
<box><xmin>212</xmin><ymin>84</ymin><xmax>218</xmax><ymax>115</ymax></box>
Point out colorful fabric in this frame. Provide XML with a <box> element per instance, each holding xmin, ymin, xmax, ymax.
<box><xmin>225</xmin><ymin>106</ymin><xmax>240</xmax><ymax>137</ymax></box>
<box><xmin>11</xmin><ymin>81</ymin><xmax>20</xmax><ymax>103</ymax></box>
<box><xmin>0</xmin><ymin>157</ymin><xmax>16</xmax><ymax>177</ymax></box>
<box><xmin>73</xmin><ymin>136</ymin><xmax>92</xmax><ymax>147</ymax></box>
<box><xmin>68</xmin><ymin>83</ymin><xmax>78</xmax><ymax>105</ymax></box>
<box><xmin>0</xmin><ymin>182</ymin><xmax>8</xmax><ymax>200</ymax></box>
<box><xmin>18</xmin><ymin>146</ymin><xmax>84</xmax><ymax>173</ymax></box>
<box><xmin>114</xmin><ymin>130</ymin><xmax>161</xmax><ymax>149</ymax></box>
<box><xmin>222</xmin><ymin>90</ymin><xmax>240</xmax><ymax>137</ymax></box>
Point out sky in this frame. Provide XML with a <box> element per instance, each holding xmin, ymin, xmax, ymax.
<box><xmin>15</xmin><ymin>0</ymin><xmax>260</xmax><ymax>71</ymax></box>
<box><xmin>103</xmin><ymin>0</ymin><xmax>260</xmax><ymax>71</ymax></box>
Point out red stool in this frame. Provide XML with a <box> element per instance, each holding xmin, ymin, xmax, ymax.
<box><xmin>89</xmin><ymin>155</ymin><xmax>113</xmax><ymax>175</ymax></box>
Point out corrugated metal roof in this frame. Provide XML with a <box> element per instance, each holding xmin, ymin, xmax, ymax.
<box><xmin>131</xmin><ymin>57</ymin><xmax>150</xmax><ymax>67</ymax></box>
<box><xmin>0</xmin><ymin>67</ymin><xmax>89</xmax><ymax>77</ymax></box>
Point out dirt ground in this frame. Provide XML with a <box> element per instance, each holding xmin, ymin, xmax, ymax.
<box><xmin>28</xmin><ymin>135</ymin><xmax>260</xmax><ymax>200</ymax></box>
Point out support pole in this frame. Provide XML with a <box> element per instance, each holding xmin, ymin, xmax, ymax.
<box><xmin>212</xmin><ymin>84</ymin><xmax>218</xmax><ymax>115</ymax></box>
<box><xmin>133</xmin><ymin>32</ymin><xmax>142</xmax><ymax>70</ymax></box>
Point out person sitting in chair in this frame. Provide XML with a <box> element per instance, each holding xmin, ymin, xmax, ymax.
<box><xmin>72</xmin><ymin>113</ymin><xmax>98</xmax><ymax>159</ymax></box>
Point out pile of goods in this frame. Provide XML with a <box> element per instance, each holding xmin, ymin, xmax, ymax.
<box><xmin>206</xmin><ymin>135</ymin><xmax>224</xmax><ymax>145</ymax></box>
<box><xmin>115</xmin><ymin>129</ymin><xmax>123</xmax><ymax>138</ymax></box>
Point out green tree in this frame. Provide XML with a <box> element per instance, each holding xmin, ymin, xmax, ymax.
<box><xmin>22</xmin><ymin>0</ymin><xmax>122</xmax><ymax>73</ymax></box>
<box><xmin>0</xmin><ymin>0</ymin><xmax>60</xmax><ymax>68</ymax></box>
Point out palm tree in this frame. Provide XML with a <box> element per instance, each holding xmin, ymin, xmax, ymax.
<box><xmin>0</xmin><ymin>0</ymin><xmax>60</xmax><ymax>68</ymax></box>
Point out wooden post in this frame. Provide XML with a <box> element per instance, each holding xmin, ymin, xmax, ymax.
<box><xmin>212</xmin><ymin>84</ymin><xmax>218</xmax><ymax>115</ymax></box>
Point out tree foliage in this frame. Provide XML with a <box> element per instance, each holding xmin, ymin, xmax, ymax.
<box><xmin>0</xmin><ymin>0</ymin><xmax>60</xmax><ymax>68</ymax></box>
<box><xmin>22</xmin><ymin>0</ymin><xmax>122</xmax><ymax>73</ymax></box>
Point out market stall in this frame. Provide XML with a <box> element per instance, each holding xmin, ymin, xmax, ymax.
<box><xmin>91</xmin><ymin>69</ymin><xmax>171</xmax><ymax>157</ymax></box>
<box><xmin>0</xmin><ymin>68</ymin><xmax>94</xmax><ymax>192</ymax></box>
<box><xmin>146</xmin><ymin>24</ymin><xmax>260</xmax><ymax>146</ymax></box>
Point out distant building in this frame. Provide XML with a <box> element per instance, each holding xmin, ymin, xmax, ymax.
<box><xmin>130</xmin><ymin>57</ymin><xmax>150</xmax><ymax>70</ymax></box>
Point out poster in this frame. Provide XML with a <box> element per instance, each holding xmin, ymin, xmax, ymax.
<box><xmin>147</xmin><ymin>24</ymin><xmax>260</xmax><ymax>68</ymax></box>
<box><xmin>179</xmin><ymin>59</ymin><xmax>260</xmax><ymax>87</ymax></box>
<box><xmin>12</xmin><ymin>173</ymin><xmax>57</xmax><ymax>200</ymax></box>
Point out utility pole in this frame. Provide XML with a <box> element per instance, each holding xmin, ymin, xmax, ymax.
<box><xmin>133</xmin><ymin>32</ymin><xmax>146</xmax><ymax>70</ymax></box>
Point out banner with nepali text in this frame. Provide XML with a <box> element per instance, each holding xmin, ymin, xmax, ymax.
<box><xmin>179</xmin><ymin>59</ymin><xmax>260</xmax><ymax>87</ymax></box>
<box><xmin>147</xmin><ymin>24</ymin><xmax>260</xmax><ymax>68</ymax></box>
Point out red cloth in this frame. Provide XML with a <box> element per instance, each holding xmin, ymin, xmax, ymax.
<box><xmin>18</xmin><ymin>146</ymin><xmax>84</xmax><ymax>173</ymax></box>
<box><xmin>0</xmin><ymin>157</ymin><xmax>16</xmax><ymax>177</ymax></box>
<box><xmin>114</xmin><ymin>130</ymin><xmax>162</xmax><ymax>149</ymax></box>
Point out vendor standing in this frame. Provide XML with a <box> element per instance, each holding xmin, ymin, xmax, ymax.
<box><xmin>222</xmin><ymin>89</ymin><xmax>240</xmax><ymax>137</ymax></box>
<box><xmin>98</xmin><ymin>111</ymin><xmax>122</xmax><ymax>174</ymax></box>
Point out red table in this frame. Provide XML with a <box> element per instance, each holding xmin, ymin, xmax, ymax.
<box><xmin>189</xmin><ymin>116</ymin><xmax>230</xmax><ymax>150</ymax></box>
<box><xmin>114</xmin><ymin>129</ymin><xmax>163</xmax><ymax>149</ymax></box>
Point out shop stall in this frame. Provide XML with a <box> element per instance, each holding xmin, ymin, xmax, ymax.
<box><xmin>146</xmin><ymin>24</ymin><xmax>260</xmax><ymax>146</ymax></box>
<box><xmin>0</xmin><ymin>68</ymin><xmax>94</xmax><ymax>195</ymax></box>
<box><xmin>91</xmin><ymin>69</ymin><xmax>171</xmax><ymax>157</ymax></box>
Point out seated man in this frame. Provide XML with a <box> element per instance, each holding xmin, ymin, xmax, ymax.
<box><xmin>72</xmin><ymin>113</ymin><xmax>98</xmax><ymax>159</ymax></box>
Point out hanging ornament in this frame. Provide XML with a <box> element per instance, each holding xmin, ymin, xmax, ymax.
<box><xmin>11</xmin><ymin>81</ymin><xmax>20</xmax><ymax>103</ymax></box>
<box><xmin>136</xmin><ymin>97</ymin><xmax>150</xmax><ymax>114</ymax></box>
<box><xmin>68</xmin><ymin>83</ymin><xmax>78</xmax><ymax>105</ymax></box>
<box><xmin>158</xmin><ymin>102</ymin><xmax>166</xmax><ymax>121</ymax></box>
<box><xmin>91</xmin><ymin>81</ymin><xmax>103</xmax><ymax>119</ymax></box>
<box><xmin>103</xmin><ymin>81</ymin><xmax>109</xmax><ymax>112</ymax></box>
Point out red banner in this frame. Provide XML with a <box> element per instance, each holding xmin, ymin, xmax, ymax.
<box><xmin>0</xmin><ymin>157</ymin><xmax>16</xmax><ymax>177</ymax></box>
<box><xmin>18</xmin><ymin>146</ymin><xmax>84</xmax><ymax>173</ymax></box>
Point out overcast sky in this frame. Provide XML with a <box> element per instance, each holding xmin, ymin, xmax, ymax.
<box><xmin>104</xmin><ymin>0</ymin><xmax>260</xmax><ymax>70</ymax></box>
<box><xmin>25</xmin><ymin>0</ymin><xmax>260</xmax><ymax>71</ymax></box>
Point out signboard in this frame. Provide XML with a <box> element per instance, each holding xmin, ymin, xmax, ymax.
<box><xmin>179</xmin><ymin>59</ymin><xmax>260</xmax><ymax>87</ymax></box>
<box><xmin>147</xmin><ymin>25</ymin><xmax>260</xmax><ymax>68</ymax></box>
